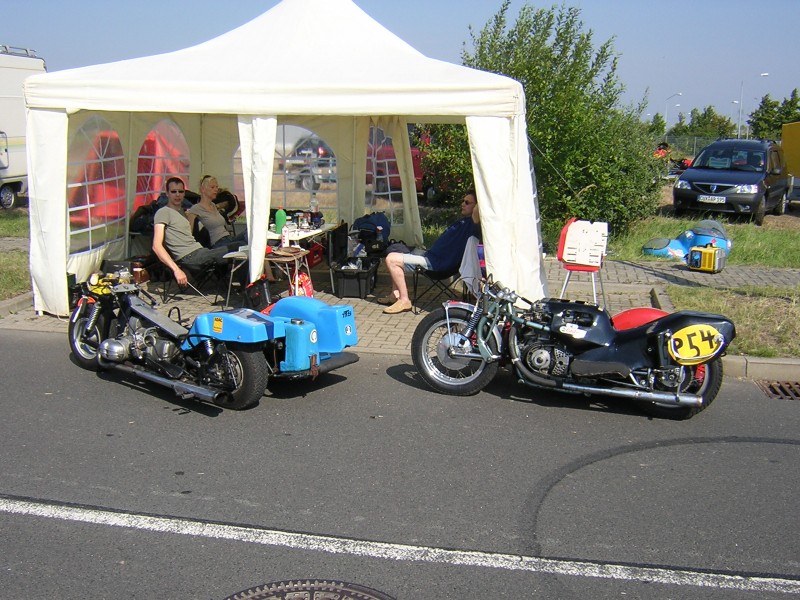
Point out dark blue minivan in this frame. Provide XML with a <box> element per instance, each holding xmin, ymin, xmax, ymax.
<box><xmin>672</xmin><ymin>139</ymin><xmax>790</xmax><ymax>225</ymax></box>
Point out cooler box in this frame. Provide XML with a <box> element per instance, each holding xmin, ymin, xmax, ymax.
<box><xmin>687</xmin><ymin>245</ymin><xmax>726</xmax><ymax>273</ymax></box>
<box><xmin>333</xmin><ymin>257</ymin><xmax>380</xmax><ymax>299</ymax></box>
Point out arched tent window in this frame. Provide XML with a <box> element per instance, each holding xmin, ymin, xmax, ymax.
<box><xmin>135</xmin><ymin>119</ymin><xmax>190</xmax><ymax>208</ymax></box>
<box><xmin>66</xmin><ymin>116</ymin><xmax>126</xmax><ymax>254</ymax></box>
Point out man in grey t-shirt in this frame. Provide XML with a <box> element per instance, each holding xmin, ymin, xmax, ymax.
<box><xmin>152</xmin><ymin>177</ymin><xmax>231</xmax><ymax>286</ymax></box>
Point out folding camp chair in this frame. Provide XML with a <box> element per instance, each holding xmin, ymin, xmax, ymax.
<box><xmin>326</xmin><ymin>221</ymin><xmax>350</xmax><ymax>294</ymax></box>
<box><xmin>556</xmin><ymin>217</ymin><xmax>608</xmax><ymax>307</ymax></box>
<box><xmin>159</xmin><ymin>258</ymin><xmax>225</xmax><ymax>304</ymax></box>
<box><xmin>159</xmin><ymin>220</ymin><xmax>225</xmax><ymax>304</ymax></box>
<box><xmin>411</xmin><ymin>266</ymin><xmax>460</xmax><ymax>314</ymax></box>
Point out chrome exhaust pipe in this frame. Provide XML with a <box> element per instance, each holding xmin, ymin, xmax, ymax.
<box><xmin>560</xmin><ymin>381</ymin><xmax>703</xmax><ymax>407</ymax></box>
<box><xmin>98</xmin><ymin>359</ymin><xmax>224</xmax><ymax>403</ymax></box>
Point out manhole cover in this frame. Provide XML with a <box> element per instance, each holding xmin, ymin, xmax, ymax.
<box><xmin>224</xmin><ymin>579</ymin><xmax>396</xmax><ymax>600</ymax></box>
<box><xmin>756</xmin><ymin>381</ymin><xmax>800</xmax><ymax>401</ymax></box>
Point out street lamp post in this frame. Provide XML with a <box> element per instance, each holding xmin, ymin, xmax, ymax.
<box><xmin>738</xmin><ymin>73</ymin><xmax>769</xmax><ymax>138</ymax></box>
<box><xmin>664</xmin><ymin>92</ymin><xmax>682</xmax><ymax>137</ymax></box>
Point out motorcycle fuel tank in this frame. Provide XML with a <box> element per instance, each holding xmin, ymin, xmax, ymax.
<box><xmin>542</xmin><ymin>298</ymin><xmax>616</xmax><ymax>349</ymax></box>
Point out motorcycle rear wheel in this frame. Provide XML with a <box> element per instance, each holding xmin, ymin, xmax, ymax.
<box><xmin>68</xmin><ymin>311</ymin><xmax>109</xmax><ymax>371</ymax></box>
<box><xmin>640</xmin><ymin>358</ymin><xmax>723</xmax><ymax>420</ymax></box>
<box><xmin>208</xmin><ymin>344</ymin><xmax>269</xmax><ymax>410</ymax></box>
<box><xmin>411</xmin><ymin>307</ymin><xmax>498</xmax><ymax>396</ymax></box>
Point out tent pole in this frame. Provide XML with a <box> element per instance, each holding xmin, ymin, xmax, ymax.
<box><xmin>125</xmin><ymin>113</ymin><xmax>135</xmax><ymax>257</ymax></box>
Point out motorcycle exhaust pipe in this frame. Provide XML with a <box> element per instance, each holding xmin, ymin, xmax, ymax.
<box><xmin>560</xmin><ymin>381</ymin><xmax>703</xmax><ymax>407</ymax></box>
<box><xmin>507</xmin><ymin>326</ymin><xmax>701</xmax><ymax>407</ymax></box>
<box><xmin>97</xmin><ymin>359</ymin><xmax>224</xmax><ymax>403</ymax></box>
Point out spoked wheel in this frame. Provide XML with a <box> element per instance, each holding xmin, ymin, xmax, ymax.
<box><xmin>640</xmin><ymin>358</ymin><xmax>724</xmax><ymax>420</ymax></box>
<box><xmin>411</xmin><ymin>307</ymin><xmax>498</xmax><ymax>396</ymax></box>
<box><xmin>207</xmin><ymin>344</ymin><xmax>269</xmax><ymax>410</ymax></box>
<box><xmin>68</xmin><ymin>311</ymin><xmax>108</xmax><ymax>371</ymax></box>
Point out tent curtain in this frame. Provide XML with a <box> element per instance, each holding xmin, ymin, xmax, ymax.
<box><xmin>237</xmin><ymin>115</ymin><xmax>277</xmax><ymax>282</ymax></box>
<box><xmin>26</xmin><ymin>108</ymin><xmax>70</xmax><ymax>313</ymax></box>
<box><xmin>466</xmin><ymin>114</ymin><xmax>547</xmax><ymax>301</ymax></box>
<box><xmin>376</xmin><ymin>116</ymin><xmax>423</xmax><ymax>246</ymax></box>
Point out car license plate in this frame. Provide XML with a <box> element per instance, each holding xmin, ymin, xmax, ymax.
<box><xmin>698</xmin><ymin>195</ymin><xmax>726</xmax><ymax>204</ymax></box>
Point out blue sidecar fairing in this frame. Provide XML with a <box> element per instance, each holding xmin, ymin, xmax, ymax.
<box><xmin>182</xmin><ymin>295</ymin><xmax>359</xmax><ymax>377</ymax></box>
<box><xmin>642</xmin><ymin>219</ymin><xmax>733</xmax><ymax>261</ymax></box>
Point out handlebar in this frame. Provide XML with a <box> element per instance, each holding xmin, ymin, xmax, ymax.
<box><xmin>480</xmin><ymin>276</ymin><xmax>533</xmax><ymax>307</ymax></box>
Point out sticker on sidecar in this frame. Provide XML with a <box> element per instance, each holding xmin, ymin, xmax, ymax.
<box><xmin>213</xmin><ymin>317</ymin><xmax>223</xmax><ymax>334</ymax></box>
<box><xmin>669</xmin><ymin>324</ymin><xmax>723</xmax><ymax>365</ymax></box>
<box><xmin>310</xmin><ymin>329</ymin><xmax>318</xmax><ymax>344</ymax></box>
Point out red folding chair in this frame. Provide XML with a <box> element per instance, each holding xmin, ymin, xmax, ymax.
<box><xmin>556</xmin><ymin>217</ymin><xmax>608</xmax><ymax>307</ymax></box>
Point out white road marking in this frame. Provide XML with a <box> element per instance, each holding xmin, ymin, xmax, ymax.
<box><xmin>2</xmin><ymin>496</ymin><xmax>799</xmax><ymax>594</ymax></box>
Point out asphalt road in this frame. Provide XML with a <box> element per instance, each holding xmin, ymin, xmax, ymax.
<box><xmin>1</xmin><ymin>329</ymin><xmax>799</xmax><ymax>599</ymax></box>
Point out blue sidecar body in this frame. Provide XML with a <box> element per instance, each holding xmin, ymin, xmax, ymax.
<box><xmin>642</xmin><ymin>219</ymin><xmax>732</xmax><ymax>261</ymax></box>
<box><xmin>182</xmin><ymin>296</ymin><xmax>358</xmax><ymax>377</ymax></box>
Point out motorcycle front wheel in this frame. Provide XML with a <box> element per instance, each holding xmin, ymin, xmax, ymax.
<box><xmin>68</xmin><ymin>310</ymin><xmax>109</xmax><ymax>371</ymax></box>
<box><xmin>208</xmin><ymin>345</ymin><xmax>269</xmax><ymax>410</ymax></box>
<box><xmin>411</xmin><ymin>307</ymin><xmax>498</xmax><ymax>396</ymax></box>
<box><xmin>641</xmin><ymin>358</ymin><xmax>724</xmax><ymax>420</ymax></box>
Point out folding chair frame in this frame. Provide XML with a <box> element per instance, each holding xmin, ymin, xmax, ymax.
<box><xmin>411</xmin><ymin>266</ymin><xmax>460</xmax><ymax>314</ymax></box>
<box><xmin>160</xmin><ymin>259</ymin><xmax>223</xmax><ymax>305</ymax></box>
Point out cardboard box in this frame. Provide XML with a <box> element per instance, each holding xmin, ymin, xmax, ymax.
<box><xmin>333</xmin><ymin>257</ymin><xmax>379</xmax><ymax>298</ymax></box>
<box><xmin>306</xmin><ymin>241</ymin><xmax>324</xmax><ymax>268</ymax></box>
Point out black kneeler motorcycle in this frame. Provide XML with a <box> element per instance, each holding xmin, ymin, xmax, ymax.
<box><xmin>412</xmin><ymin>276</ymin><xmax>735</xmax><ymax>419</ymax></box>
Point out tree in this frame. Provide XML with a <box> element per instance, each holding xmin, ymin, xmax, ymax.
<box><xmin>420</xmin><ymin>1</ymin><xmax>660</xmax><ymax>240</ymax></box>
<box><xmin>778</xmin><ymin>89</ymin><xmax>800</xmax><ymax>129</ymax></box>
<box><xmin>749</xmin><ymin>95</ymin><xmax>781</xmax><ymax>139</ymax></box>
<box><xmin>668</xmin><ymin>106</ymin><xmax>735</xmax><ymax>139</ymax></box>
<box><xmin>648</xmin><ymin>113</ymin><xmax>666</xmax><ymax>138</ymax></box>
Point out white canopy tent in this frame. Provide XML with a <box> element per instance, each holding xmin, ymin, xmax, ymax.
<box><xmin>24</xmin><ymin>0</ymin><xmax>546</xmax><ymax>316</ymax></box>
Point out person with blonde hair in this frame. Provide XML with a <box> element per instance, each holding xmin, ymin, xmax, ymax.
<box><xmin>187</xmin><ymin>175</ymin><xmax>246</xmax><ymax>249</ymax></box>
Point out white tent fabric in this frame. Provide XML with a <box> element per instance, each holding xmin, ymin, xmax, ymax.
<box><xmin>24</xmin><ymin>0</ymin><xmax>547</xmax><ymax>315</ymax></box>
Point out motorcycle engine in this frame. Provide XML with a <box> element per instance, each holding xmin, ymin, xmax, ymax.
<box><xmin>99</xmin><ymin>317</ymin><xmax>180</xmax><ymax>363</ymax></box>
<box><xmin>518</xmin><ymin>334</ymin><xmax>572</xmax><ymax>377</ymax></box>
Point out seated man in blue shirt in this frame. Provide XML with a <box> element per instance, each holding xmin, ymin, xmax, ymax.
<box><xmin>379</xmin><ymin>190</ymin><xmax>480</xmax><ymax>314</ymax></box>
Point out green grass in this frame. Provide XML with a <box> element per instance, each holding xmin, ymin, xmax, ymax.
<box><xmin>607</xmin><ymin>214</ymin><xmax>800</xmax><ymax>268</ymax></box>
<box><xmin>667</xmin><ymin>285</ymin><xmax>800</xmax><ymax>358</ymax></box>
<box><xmin>0</xmin><ymin>208</ymin><xmax>30</xmax><ymax>237</ymax></box>
<box><xmin>0</xmin><ymin>250</ymin><xmax>31</xmax><ymax>302</ymax></box>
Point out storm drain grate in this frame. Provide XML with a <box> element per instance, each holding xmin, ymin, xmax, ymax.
<box><xmin>756</xmin><ymin>381</ymin><xmax>800</xmax><ymax>401</ymax></box>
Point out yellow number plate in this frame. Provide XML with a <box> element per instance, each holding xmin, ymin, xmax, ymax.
<box><xmin>668</xmin><ymin>324</ymin><xmax>724</xmax><ymax>365</ymax></box>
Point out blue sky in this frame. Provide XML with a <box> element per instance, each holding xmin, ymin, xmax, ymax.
<box><xmin>3</xmin><ymin>0</ymin><xmax>797</xmax><ymax>125</ymax></box>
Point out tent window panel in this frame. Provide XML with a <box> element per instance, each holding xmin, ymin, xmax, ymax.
<box><xmin>366</xmin><ymin>126</ymin><xmax>403</xmax><ymax>226</ymax></box>
<box><xmin>67</xmin><ymin>116</ymin><xmax>127</xmax><ymax>253</ymax></box>
<box><xmin>134</xmin><ymin>119</ymin><xmax>190</xmax><ymax>209</ymax></box>
<box><xmin>232</xmin><ymin>125</ymin><xmax>339</xmax><ymax>225</ymax></box>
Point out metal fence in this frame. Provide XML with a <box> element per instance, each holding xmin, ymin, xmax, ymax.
<box><xmin>663</xmin><ymin>136</ymin><xmax>717</xmax><ymax>158</ymax></box>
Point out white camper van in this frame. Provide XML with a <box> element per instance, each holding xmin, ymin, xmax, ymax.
<box><xmin>0</xmin><ymin>46</ymin><xmax>46</xmax><ymax>209</ymax></box>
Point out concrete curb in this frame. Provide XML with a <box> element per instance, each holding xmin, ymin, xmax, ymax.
<box><xmin>0</xmin><ymin>291</ymin><xmax>33</xmax><ymax>316</ymax></box>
